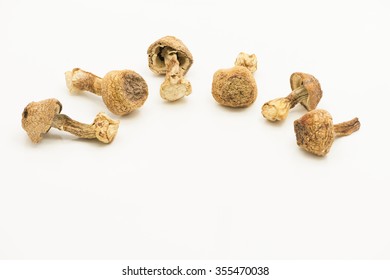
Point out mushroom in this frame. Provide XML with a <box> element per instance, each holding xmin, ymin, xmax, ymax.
<box><xmin>65</xmin><ymin>69</ymin><xmax>148</xmax><ymax>116</ymax></box>
<box><xmin>212</xmin><ymin>52</ymin><xmax>258</xmax><ymax>108</ymax></box>
<box><xmin>22</xmin><ymin>98</ymin><xmax>119</xmax><ymax>144</ymax></box>
<box><xmin>294</xmin><ymin>109</ymin><xmax>360</xmax><ymax>156</ymax></box>
<box><xmin>147</xmin><ymin>36</ymin><xmax>193</xmax><ymax>101</ymax></box>
<box><xmin>262</xmin><ymin>72</ymin><xmax>322</xmax><ymax>121</ymax></box>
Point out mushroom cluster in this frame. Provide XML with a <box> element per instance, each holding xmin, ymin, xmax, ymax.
<box><xmin>259</xmin><ymin>72</ymin><xmax>360</xmax><ymax>156</ymax></box>
<box><xmin>21</xmin><ymin>35</ymin><xmax>360</xmax><ymax>154</ymax></box>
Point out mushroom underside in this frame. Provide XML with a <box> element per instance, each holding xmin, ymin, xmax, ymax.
<box><xmin>150</xmin><ymin>46</ymin><xmax>192</xmax><ymax>74</ymax></box>
<box><xmin>290</xmin><ymin>72</ymin><xmax>322</xmax><ymax>110</ymax></box>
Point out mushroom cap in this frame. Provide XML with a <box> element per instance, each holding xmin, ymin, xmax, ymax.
<box><xmin>147</xmin><ymin>36</ymin><xmax>193</xmax><ymax>75</ymax></box>
<box><xmin>294</xmin><ymin>109</ymin><xmax>335</xmax><ymax>156</ymax></box>
<box><xmin>290</xmin><ymin>72</ymin><xmax>322</xmax><ymax>110</ymax></box>
<box><xmin>212</xmin><ymin>66</ymin><xmax>257</xmax><ymax>108</ymax></box>
<box><xmin>22</xmin><ymin>98</ymin><xmax>62</xmax><ymax>143</ymax></box>
<box><xmin>101</xmin><ymin>70</ymin><xmax>148</xmax><ymax>116</ymax></box>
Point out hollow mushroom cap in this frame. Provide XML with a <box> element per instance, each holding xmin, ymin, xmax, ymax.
<box><xmin>101</xmin><ymin>70</ymin><xmax>148</xmax><ymax>116</ymax></box>
<box><xmin>290</xmin><ymin>72</ymin><xmax>322</xmax><ymax>110</ymax></box>
<box><xmin>147</xmin><ymin>36</ymin><xmax>193</xmax><ymax>75</ymax></box>
<box><xmin>212</xmin><ymin>66</ymin><xmax>257</xmax><ymax>108</ymax></box>
<box><xmin>294</xmin><ymin>109</ymin><xmax>335</xmax><ymax>156</ymax></box>
<box><xmin>22</xmin><ymin>98</ymin><xmax>62</xmax><ymax>143</ymax></box>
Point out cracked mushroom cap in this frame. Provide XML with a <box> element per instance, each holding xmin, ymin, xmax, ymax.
<box><xmin>101</xmin><ymin>70</ymin><xmax>148</xmax><ymax>116</ymax></box>
<box><xmin>290</xmin><ymin>72</ymin><xmax>322</xmax><ymax>110</ymax></box>
<box><xmin>294</xmin><ymin>109</ymin><xmax>335</xmax><ymax>156</ymax></box>
<box><xmin>147</xmin><ymin>36</ymin><xmax>193</xmax><ymax>75</ymax></box>
<box><xmin>212</xmin><ymin>66</ymin><xmax>257</xmax><ymax>108</ymax></box>
<box><xmin>22</xmin><ymin>98</ymin><xmax>62</xmax><ymax>143</ymax></box>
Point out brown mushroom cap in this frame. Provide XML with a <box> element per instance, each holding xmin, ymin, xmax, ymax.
<box><xmin>212</xmin><ymin>66</ymin><xmax>257</xmax><ymax>108</ymax></box>
<box><xmin>101</xmin><ymin>70</ymin><xmax>148</xmax><ymax>116</ymax></box>
<box><xmin>294</xmin><ymin>109</ymin><xmax>335</xmax><ymax>156</ymax></box>
<box><xmin>22</xmin><ymin>98</ymin><xmax>62</xmax><ymax>143</ymax></box>
<box><xmin>147</xmin><ymin>36</ymin><xmax>193</xmax><ymax>75</ymax></box>
<box><xmin>290</xmin><ymin>72</ymin><xmax>322</xmax><ymax>110</ymax></box>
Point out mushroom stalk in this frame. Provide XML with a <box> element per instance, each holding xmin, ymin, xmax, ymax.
<box><xmin>234</xmin><ymin>52</ymin><xmax>257</xmax><ymax>73</ymax></box>
<box><xmin>262</xmin><ymin>72</ymin><xmax>322</xmax><ymax>122</ymax></box>
<box><xmin>51</xmin><ymin>112</ymin><xmax>119</xmax><ymax>143</ymax></box>
<box><xmin>333</xmin><ymin>117</ymin><xmax>361</xmax><ymax>137</ymax></box>
<box><xmin>147</xmin><ymin>36</ymin><xmax>193</xmax><ymax>102</ymax></box>
<box><xmin>163</xmin><ymin>48</ymin><xmax>183</xmax><ymax>86</ymax></box>
<box><xmin>286</xmin><ymin>85</ymin><xmax>308</xmax><ymax>108</ymax></box>
<box><xmin>159</xmin><ymin>47</ymin><xmax>192</xmax><ymax>101</ymax></box>
<box><xmin>22</xmin><ymin>98</ymin><xmax>120</xmax><ymax>144</ymax></box>
<box><xmin>65</xmin><ymin>68</ymin><xmax>103</xmax><ymax>96</ymax></box>
<box><xmin>52</xmin><ymin>114</ymin><xmax>100</xmax><ymax>139</ymax></box>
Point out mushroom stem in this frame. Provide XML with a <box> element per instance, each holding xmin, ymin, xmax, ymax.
<box><xmin>333</xmin><ymin>118</ymin><xmax>361</xmax><ymax>137</ymax></box>
<box><xmin>163</xmin><ymin>48</ymin><xmax>184</xmax><ymax>85</ymax></box>
<box><xmin>261</xmin><ymin>86</ymin><xmax>308</xmax><ymax>121</ymax></box>
<box><xmin>234</xmin><ymin>52</ymin><xmax>257</xmax><ymax>74</ymax></box>
<box><xmin>51</xmin><ymin>113</ymin><xmax>119</xmax><ymax>143</ymax></box>
<box><xmin>286</xmin><ymin>85</ymin><xmax>308</xmax><ymax>108</ymax></box>
<box><xmin>65</xmin><ymin>68</ymin><xmax>103</xmax><ymax>96</ymax></box>
<box><xmin>159</xmin><ymin>47</ymin><xmax>192</xmax><ymax>101</ymax></box>
<box><xmin>52</xmin><ymin>114</ymin><xmax>97</xmax><ymax>138</ymax></box>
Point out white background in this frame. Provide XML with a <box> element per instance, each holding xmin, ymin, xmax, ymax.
<box><xmin>0</xmin><ymin>0</ymin><xmax>389</xmax><ymax>259</ymax></box>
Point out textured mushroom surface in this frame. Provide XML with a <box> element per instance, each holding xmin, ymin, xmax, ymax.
<box><xmin>22</xmin><ymin>98</ymin><xmax>62</xmax><ymax>143</ymax></box>
<box><xmin>212</xmin><ymin>66</ymin><xmax>257</xmax><ymax>108</ymax></box>
<box><xmin>65</xmin><ymin>68</ymin><xmax>148</xmax><ymax>116</ymax></box>
<box><xmin>101</xmin><ymin>70</ymin><xmax>148</xmax><ymax>115</ymax></box>
<box><xmin>294</xmin><ymin>109</ymin><xmax>360</xmax><ymax>156</ymax></box>
<box><xmin>294</xmin><ymin>109</ymin><xmax>335</xmax><ymax>156</ymax></box>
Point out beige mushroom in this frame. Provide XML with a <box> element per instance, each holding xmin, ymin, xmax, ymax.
<box><xmin>65</xmin><ymin>69</ymin><xmax>148</xmax><ymax>116</ymax></box>
<box><xmin>147</xmin><ymin>36</ymin><xmax>193</xmax><ymax>101</ymax></box>
<box><xmin>212</xmin><ymin>52</ymin><xmax>258</xmax><ymax>108</ymax></box>
<box><xmin>294</xmin><ymin>109</ymin><xmax>360</xmax><ymax>156</ymax></box>
<box><xmin>262</xmin><ymin>72</ymin><xmax>323</xmax><ymax>121</ymax></box>
<box><xmin>22</xmin><ymin>98</ymin><xmax>119</xmax><ymax>144</ymax></box>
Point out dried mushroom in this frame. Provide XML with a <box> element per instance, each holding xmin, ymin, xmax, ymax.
<box><xmin>212</xmin><ymin>52</ymin><xmax>258</xmax><ymax>107</ymax></box>
<box><xmin>262</xmin><ymin>72</ymin><xmax>322</xmax><ymax>121</ymax></box>
<box><xmin>65</xmin><ymin>69</ymin><xmax>148</xmax><ymax>116</ymax></box>
<box><xmin>22</xmin><ymin>98</ymin><xmax>119</xmax><ymax>144</ymax></box>
<box><xmin>294</xmin><ymin>109</ymin><xmax>360</xmax><ymax>156</ymax></box>
<box><xmin>147</xmin><ymin>36</ymin><xmax>193</xmax><ymax>101</ymax></box>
